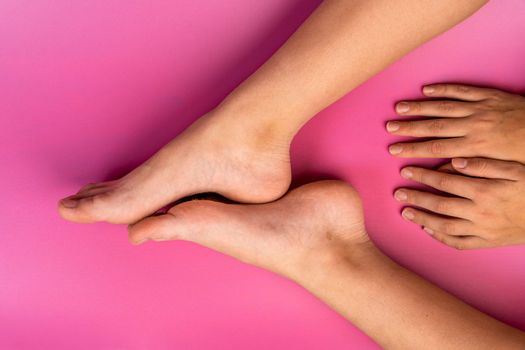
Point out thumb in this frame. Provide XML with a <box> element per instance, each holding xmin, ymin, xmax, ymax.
<box><xmin>451</xmin><ymin>157</ymin><xmax>522</xmax><ymax>180</ymax></box>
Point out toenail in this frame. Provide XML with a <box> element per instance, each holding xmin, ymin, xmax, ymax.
<box><xmin>61</xmin><ymin>198</ymin><xmax>78</xmax><ymax>208</ymax></box>
<box><xmin>394</xmin><ymin>190</ymin><xmax>407</xmax><ymax>201</ymax></box>
<box><xmin>400</xmin><ymin>168</ymin><xmax>413</xmax><ymax>179</ymax></box>
<box><xmin>396</xmin><ymin>102</ymin><xmax>410</xmax><ymax>113</ymax></box>
<box><xmin>386</xmin><ymin>122</ymin><xmax>400</xmax><ymax>132</ymax></box>
<box><xmin>402</xmin><ymin>209</ymin><xmax>415</xmax><ymax>220</ymax></box>
<box><xmin>389</xmin><ymin>145</ymin><xmax>403</xmax><ymax>155</ymax></box>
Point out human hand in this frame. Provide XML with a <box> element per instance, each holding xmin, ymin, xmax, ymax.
<box><xmin>127</xmin><ymin>181</ymin><xmax>372</xmax><ymax>280</ymax></box>
<box><xmin>394</xmin><ymin>157</ymin><xmax>525</xmax><ymax>249</ymax></box>
<box><xmin>387</xmin><ymin>84</ymin><xmax>525</xmax><ymax>163</ymax></box>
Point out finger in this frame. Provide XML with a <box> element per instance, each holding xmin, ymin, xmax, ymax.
<box><xmin>386</xmin><ymin>118</ymin><xmax>468</xmax><ymax>137</ymax></box>
<box><xmin>389</xmin><ymin>138</ymin><xmax>473</xmax><ymax>158</ymax></box>
<box><xmin>400</xmin><ymin>166</ymin><xmax>483</xmax><ymax>199</ymax></box>
<box><xmin>437</xmin><ymin>162</ymin><xmax>457</xmax><ymax>174</ymax></box>
<box><xmin>424</xmin><ymin>229</ymin><xmax>487</xmax><ymax>250</ymax></box>
<box><xmin>401</xmin><ymin>207</ymin><xmax>473</xmax><ymax>237</ymax></box>
<box><xmin>394</xmin><ymin>188</ymin><xmax>472</xmax><ymax>218</ymax></box>
<box><xmin>395</xmin><ymin>100</ymin><xmax>475</xmax><ymax>117</ymax></box>
<box><xmin>422</xmin><ymin>83</ymin><xmax>502</xmax><ymax>101</ymax></box>
<box><xmin>452</xmin><ymin>157</ymin><xmax>523</xmax><ymax>181</ymax></box>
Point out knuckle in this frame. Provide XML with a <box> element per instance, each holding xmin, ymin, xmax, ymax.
<box><xmin>402</xmin><ymin>143</ymin><xmax>415</xmax><ymax>155</ymax></box>
<box><xmin>490</xmin><ymin>90</ymin><xmax>506</xmax><ymax>101</ymax></box>
<box><xmin>437</xmin><ymin>101</ymin><xmax>454</xmax><ymax>112</ymax></box>
<box><xmin>428</xmin><ymin>120</ymin><xmax>445</xmax><ymax>133</ymax></box>
<box><xmin>440</xmin><ymin>222</ymin><xmax>456</xmax><ymax>235</ymax></box>
<box><xmin>402</xmin><ymin>121</ymin><xmax>414</xmax><ymax>132</ymax></box>
<box><xmin>479</xmin><ymin>99</ymin><xmax>499</xmax><ymax>110</ymax></box>
<box><xmin>455</xmin><ymin>85</ymin><xmax>470</xmax><ymax>93</ymax></box>
<box><xmin>410</xmin><ymin>102</ymin><xmax>422</xmax><ymax>112</ymax></box>
<box><xmin>471</xmin><ymin>184</ymin><xmax>485</xmax><ymax>198</ymax></box>
<box><xmin>414</xmin><ymin>169</ymin><xmax>426</xmax><ymax>183</ymax></box>
<box><xmin>437</xmin><ymin>174</ymin><xmax>452</xmax><ymax>190</ymax></box>
<box><xmin>472</xmin><ymin>115</ymin><xmax>496</xmax><ymax>130</ymax></box>
<box><xmin>465</xmin><ymin>136</ymin><xmax>487</xmax><ymax>152</ymax></box>
<box><xmin>435</xmin><ymin>84</ymin><xmax>448</xmax><ymax>94</ymax></box>
<box><xmin>428</xmin><ymin>141</ymin><xmax>445</xmax><ymax>156</ymax></box>
<box><xmin>435</xmin><ymin>199</ymin><xmax>451</xmax><ymax>213</ymax></box>
<box><xmin>472</xmin><ymin>159</ymin><xmax>489</xmax><ymax>173</ymax></box>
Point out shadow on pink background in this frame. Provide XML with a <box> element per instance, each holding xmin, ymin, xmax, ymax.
<box><xmin>1</xmin><ymin>1</ymin><xmax>525</xmax><ymax>349</ymax></box>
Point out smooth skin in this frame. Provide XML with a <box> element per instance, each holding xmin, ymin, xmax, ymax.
<box><xmin>58</xmin><ymin>0</ymin><xmax>488</xmax><ymax>224</ymax></box>
<box><xmin>388</xmin><ymin>84</ymin><xmax>525</xmax><ymax>248</ymax></box>
<box><xmin>129</xmin><ymin>181</ymin><xmax>525</xmax><ymax>350</ymax></box>
<box><xmin>388</xmin><ymin>84</ymin><xmax>525</xmax><ymax>162</ymax></box>
<box><xmin>395</xmin><ymin>158</ymin><xmax>525</xmax><ymax>249</ymax></box>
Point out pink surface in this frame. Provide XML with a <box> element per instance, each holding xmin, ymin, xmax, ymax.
<box><xmin>1</xmin><ymin>1</ymin><xmax>525</xmax><ymax>349</ymax></box>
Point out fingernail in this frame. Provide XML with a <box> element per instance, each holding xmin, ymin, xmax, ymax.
<box><xmin>400</xmin><ymin>168</ymin><xmax>413</xmax><ymax>179</ymax></box>
<box><xmin>389</xmin><ymin>145</ymin><xmax>403</xmax><ymax>155</ymax></box>
<box><xmin>402</xmin><ymin>209</ymin><xmax>415</xmax><ymax>220</ymax></box>
<box><xmin>394</xmin><ymin>190</ymin><xmax>407</xmax><ymax>201</ymax></box>
<box><xmin>386</xmin><ymin>122</ymin><xmax>400</xmax><ymax>132</ymax></box>
<box><xmin>396</xmin><ymin>102</ymin><xmax>410</xmax><ymax>113</ymax></box>
<box><xmin>424</xmin><ymin>227</ymin><xmax>434</xmax><ymax>235</ymax></box>
<box><xmin>61</xmin><ymin>198</ymin><xmax>78</xmax><ymax>208</ymax></box>
<box><xmin>452</xmin><ymin>158</ymin><xmax>468</xmax><ymax>169</ymax></box>
<box><xmin>423</xmin><ymin>86</ymin><xmax>435</xmax><ymax>95</ymax></box>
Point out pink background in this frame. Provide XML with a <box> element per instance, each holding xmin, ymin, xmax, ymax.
<box><xmin>2</xmin><ymin>1</ymin><xmax>525</xmax><ymax>349</ymax></box>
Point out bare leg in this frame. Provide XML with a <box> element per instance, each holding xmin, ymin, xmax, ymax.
<box><xmin>59</xmin><ymin>0</ymin><xmax>488</xmax><ymax>224</ymax></box>
<box><xmin>129</xmin><ymin>181</ymin><xmax>525</xmax><ymax>350</ymax></box>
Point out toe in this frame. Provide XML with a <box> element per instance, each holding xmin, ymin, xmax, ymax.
<box><xmin>76</xmin><ymin>181</ymin><xmax>113</xmax><ymax>196</ymax></box>
<box><xmin>128</xmin><ymin>214</ymin><xmax>178</xmax><ymax>244</ymax></box>
<box><xmin>58</xmin><ymin>192</ymin><xmax>111</xmax><ymax>224</ymax></box>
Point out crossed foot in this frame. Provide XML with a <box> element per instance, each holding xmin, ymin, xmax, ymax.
<box><xmin>58</xmin><ymin>112</ymin><xmax>292</xmax><ymax>224</ymax></box>
<box><xmin>128</xmin><ymin>180</ymin><xmax>371</xmax><ymax>278</ymax></box>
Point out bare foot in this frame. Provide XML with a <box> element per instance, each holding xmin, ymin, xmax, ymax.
<box><xmin>58</xmin><ymin>111</ymin><xmax>292</xmax><ymax>224</ymax></box>
<box><xmin>127</xmin><ymin>180</ymin><xmax>371</xmax><ymax>279</ymax></box>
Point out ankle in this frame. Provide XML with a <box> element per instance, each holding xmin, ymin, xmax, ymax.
<box><xmin>201</xmin><ymin>107</ymin><xmax>291</xmax><ymax>158</ymax></box>
<box><xmin>212</xmin><ymin>98</ymin><xmax>299</xmax><ymax>148</ymax></box>
<box><xmin>290</xmin><ymin>238</ymin><xmax>382</xmax><ymax>287</ymax></box>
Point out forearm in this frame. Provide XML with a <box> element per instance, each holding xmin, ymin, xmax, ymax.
<box><xmin>216</xmin><ymin>0</ymin><xmax>488</xmax><ymax>140</ymax></box>
<box><xmin>297</xmin><ymin>242</ymin><xmax>525</xmax><ymax>350</ymax></box>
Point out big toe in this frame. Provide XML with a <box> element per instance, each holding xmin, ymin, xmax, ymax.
<box><xmin>127</xmin><ymin>214</ymin><xmax>179</xmax><ymax>245</ymax></box>
<box><xmin>58</xmin><ymin>191</ymin><xmax>113</xmax><ymax>224</ymax></box>
<box><xmin>127</xmin><ymin>199</ymin><xmax>236</xmax><ymax>246</ymax></box>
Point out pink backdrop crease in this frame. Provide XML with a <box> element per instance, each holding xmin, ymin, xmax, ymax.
<box><xmin>1</xmin><ymin>1</ymin><xmax>525</xmax><ymax>349</ymax></box>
